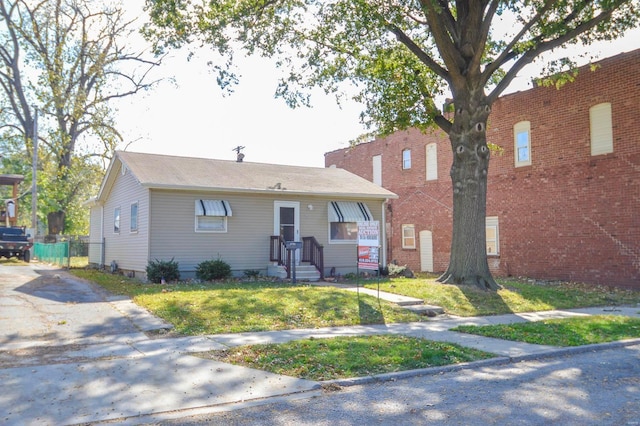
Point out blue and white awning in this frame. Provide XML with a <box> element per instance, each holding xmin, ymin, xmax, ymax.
<box><xmin>328</xmin><ymin>201</ymin><xmax>372</xmax><ymax>223</ymax></box>
<box><xmin>196</xmin><ymin>200</ymin><xmax>232</xmax><ymax>217</ymax></box>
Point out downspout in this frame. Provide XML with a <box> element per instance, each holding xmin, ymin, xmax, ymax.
<box><xmin>381</xmin><ymin>199</ymin><xmax>388</xmax><ymax>267</ymax></box>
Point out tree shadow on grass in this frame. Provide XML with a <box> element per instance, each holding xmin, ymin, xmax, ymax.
<box><xmin>356</xmin><ymin>291</ymin><xmax>386</xmax><ymax>324</ymax></box>
<box><xmin>457</xmin><ymin>283</ymin><xmax>514</xmax><ymax>316</ymax></box>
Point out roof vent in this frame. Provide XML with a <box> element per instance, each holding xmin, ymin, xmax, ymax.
<box><xmin>233</xmin><ymin>145</ymin><xmax>245</xmax><ymax>162</ymax></box>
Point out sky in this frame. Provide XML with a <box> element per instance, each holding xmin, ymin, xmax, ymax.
<box><xmin>114</xmin><ymin>11</ymin><xmax>640</xmax><ymax>168</ymax></box>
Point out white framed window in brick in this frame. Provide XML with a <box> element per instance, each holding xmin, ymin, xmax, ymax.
<box><xmin>402</xmin><ymin>149</ymin><xmax>411</xmax><ymax>170</ymax></box>
<box><xmin>514</xmin><ymin>121</ymin><xmax>531</xmax><ymax>167</ymax></box>
<box><xmin>372</xmin><ymin>155</ymin><xmax>382</xmax><ymax>185</ymax></box>
<box><xmin>113</xmin><ymin>207</ymin><xmax>121</xmax><ymax>234</ymax></box>
<box><xmin>590</xmin><ymin>102</ymin><xmax>613</xmax><ymax>156</ymax></box>
<box><xmin>426</xmin><ymin>143</ymin><xmax>438</xmax><ymax>181</ymax></box>
<box><xmin>402</xmin><ymin>224</ymin><xmax>416</xmax><ymax>249</ymax></box>
<box><xmin>486</xmin><ymin>216</ymin><xmax>499</xmax><ymax>256</ymax></box>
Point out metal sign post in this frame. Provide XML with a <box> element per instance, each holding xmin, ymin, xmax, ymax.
<box><xmin>285</xmin><ymin>241</ymin><xmax>303</xmax><ymax>283</ymax></box>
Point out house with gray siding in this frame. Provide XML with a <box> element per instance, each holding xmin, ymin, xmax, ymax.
<box><xmin>88</xmin><ymin>151</ymin><xmax>397</xmax><ymax>281</ymax></box>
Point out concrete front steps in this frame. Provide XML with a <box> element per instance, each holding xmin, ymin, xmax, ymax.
<box><xmin>267</xmin><ymin>263</ymin><xmax>322</xmax><ymax>282</ymax></box>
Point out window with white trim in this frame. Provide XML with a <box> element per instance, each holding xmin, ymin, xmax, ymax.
<box><xmin>426</xmin><ymin>143</ymin><xmax>438</xmax><ymax>181</ymax></box>
<box><xmin>195</xmin><ymin>200</ymin><xmax>232</xmax><ymax>233</ymax></box>
<box><xmin>514</xmin><ymin>121</ymin><xmax>531</xmax><ymax>167</ymax></box>
<box><xmin>130</xmin><ymin>202</ymin><xmax>138</xmax><ymax>233</ymax></box>
<box><xmin>486</xmin><ymin>216</ymin><xmax>499</xmax><ymax>256</ymax></box>
<box><xmin>402</xmin><ymin>224</ymin><xmax>416</xmax><ymax>249</ymax></box>
<box><xmin>590</xmin><ymin>102</ymin><xmax>613</xmax><ymax>156</ymax></box>
<box><xmin>328</xmin><ymin>201</ymin><xmax>372</xmax><ymax>243</ymax></box>
<box><xmin>402</xmin><ymin>149</ymin><xmax>411</xmax><ymax>169</ymax></box>
<box><xmin>113</xmin><ymin>207</ymin><xmax>120</xmax><ymax>233</ymax></box>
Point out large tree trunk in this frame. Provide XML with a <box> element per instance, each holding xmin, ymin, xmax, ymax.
<box><xmin>438</xmin><ymin>90</ymin><xmax>499</xmax><ymax>291</ymax></box>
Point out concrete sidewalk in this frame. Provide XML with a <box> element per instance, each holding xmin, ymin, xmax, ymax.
<box><xmin>3</xmin><ymin>305</ymin><xmax>640</xmax><ymax>425</ymax></box>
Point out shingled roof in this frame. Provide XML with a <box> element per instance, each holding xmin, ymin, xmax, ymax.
<box><xmin>97</xmin><ymin>151</ymin><xmax>397</xmax><ymax>200</ymax></box>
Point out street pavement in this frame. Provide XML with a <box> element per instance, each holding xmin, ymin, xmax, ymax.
<box><xmin>1</xmin><ymin>263</ymin><xmax>639</xmax><ymax>425</ymax></box>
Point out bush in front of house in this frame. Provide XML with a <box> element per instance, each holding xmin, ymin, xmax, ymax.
<box><xmin>387</xmin><ymin>263</ymin><xmax>407</xmax><ymax>277</ymax></box>
<box><xmin>146</xmin><ymin>258</ymin><xmax>180</xmax><ymax>283</ymax></box>
<box><xmin>196</xmin><ymin>258</ymin><xmax>232</xmax><ymax>281</ymax></box>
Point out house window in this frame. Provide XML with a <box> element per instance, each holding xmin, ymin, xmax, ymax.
<box><xmin>426</xmin><ymin>143</ymin><xmax>438</xmax><ymax>181</ymax></box>
<box><xmin>486</xmin><ymin>216</ymin><xmax>499</xmax><ymax>256</ymax></box>
<box><xmin>195</xmin><ymin>200</ymin><xmax>232</xmax><ymax>233</ymax></box>
<box><xmin>373</xmin><ymin>155</ymin><xmax>382</xmax><ymax>185</ymax></box>
<box><xmin>402</xmin><ymin>224</ymin><xmax>416</xmax><ymax>249</ymax></box>
<box><xmin>113</xmin><ymin>207</ymin><xmax>120</xmax><ymax>233</ymax></box>
<box><xmin>590</xmin><ymin>102</ymin><xmax>613</xmax><ymax>156</ymax></box>
<box><xmin>514</xmin><ymin>121</ymin><xmax>531</xmax><ymax>167</ymax></box>
<box><xmin>328</xmin><ymin>201</ymin><xmax>372</xmax><ymax>243</ymax></box>
<box><xmin>130</xmin><ymin>202</ymin><xmax>138</xmax><ymax>233</ymax></box>
<box><xmin>402</xmin><ymin>149</ymin><xmax>411</xmax><ymax>169</ymax></box>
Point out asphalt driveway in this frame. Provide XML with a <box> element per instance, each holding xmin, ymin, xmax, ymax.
<box><xmin>0</xmin><ymin>264</ymin><xmax>161</xmax><ymax>346</ymax></box>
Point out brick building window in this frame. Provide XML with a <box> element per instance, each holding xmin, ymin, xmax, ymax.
<box><xmin>402</xmin><ymin>149</ymin><xmax>411</xmax><ymax>169</ymax></box>
<box><xmin>402</xmin><ymin>224</ymin><xmax>416</xmax><ymax>249</ymax></box>
<box><xmin>514</xmin><ymin>121</ymin><xmax>531</xmax><ymax>167</ymax></box>
<box><xmin>590</xmin><ymin>103</ymin><xmax>613</xmax><ymax>156</ymax></box>
<box><xmin>426</xmin><ymin>143</ymin><xmax>438</xmax><ymax>181</ymax></box>
<box><xmin>486</xmin><ymin>216</ymin><xmax>499</xmax><ymax>255</ymax></box>
<box><xmin>372</xmin><ymin>155</ymin><xmax>382</xmax><ymax>185</ymax></box>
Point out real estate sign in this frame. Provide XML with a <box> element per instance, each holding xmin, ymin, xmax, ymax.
<box><xmin>357</xmin><ymin>221</ymin><xmax>379</xmax><ymax>270</ymax></box>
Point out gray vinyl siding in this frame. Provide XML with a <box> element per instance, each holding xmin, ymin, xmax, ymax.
<box><xmin>102</xmin><ymin>164</ymin><xmax>150</xmax><ymax>274</ymax></box>
<box><xmin>148</xmin><ymin>190</ymin><xmax>384</xmax><ymax>278</ymax></box>
<box><xmin>88</xmin><ymin>205</ymin><xmax>103</xmax><ymax>266</ymax></box>
<box><xmin>149</xmin><ymin>190</ymin><xmax>274</xmax><ymax>276</ymax></box>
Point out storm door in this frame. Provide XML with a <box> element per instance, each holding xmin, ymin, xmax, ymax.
<box><xmin>274</xmin><ymin>201</ymin><xmax>300</xmax><ymax>264</ymax></box>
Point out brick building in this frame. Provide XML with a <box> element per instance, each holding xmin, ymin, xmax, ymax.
<box><xmin>325</xmin><ymin>48</ymin><xmax>640</xmax><ymax>288</ymax></box>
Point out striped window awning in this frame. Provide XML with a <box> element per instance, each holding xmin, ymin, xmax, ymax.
<box><xmin>195</xmin><ymin>200</ymin><xmax>232</xmax><ymax>217</ymax></box>
<box><xmin>328</xmin><ymin>201</ymin><xmax>372</xmax><ymax>223</ymax></box>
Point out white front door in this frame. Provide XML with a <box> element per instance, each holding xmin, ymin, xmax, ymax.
<box><xmin>274</xmin><ymin>201</ymin><xmax>300</xmax><ymax>264</ymax></box>
<box><xmin>419</xmin><ymin>230</ymin><xmax>434</xmax><ymax>272</ymax></box>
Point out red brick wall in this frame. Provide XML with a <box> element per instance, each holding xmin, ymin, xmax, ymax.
<box><xmin>325</xmin><ymin>49</ymin><xmax>640</xmax><ymax>288</ymax></box>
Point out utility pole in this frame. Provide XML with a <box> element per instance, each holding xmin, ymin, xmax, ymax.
<box><xmin>31</xmin><ymin>108</ymin><xmax>37</xmax><ymax>233</ymax></box>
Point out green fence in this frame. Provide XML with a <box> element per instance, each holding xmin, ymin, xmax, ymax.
<box><xmin>34</xmin><ymin>241</ymin><xmax>69</xmax><ymax>267</ymax></box>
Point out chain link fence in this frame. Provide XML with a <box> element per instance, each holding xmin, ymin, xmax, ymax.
<box><xmin>33</xmin><ymin>236</ymin><xmax>103</xmax><ymax>268</ymax></box>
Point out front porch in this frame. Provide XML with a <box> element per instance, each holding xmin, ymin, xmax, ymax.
<box><xmin>269</xmin><ymin>235</ymin><xmax>324</xmax><ymax>282</ymax></box>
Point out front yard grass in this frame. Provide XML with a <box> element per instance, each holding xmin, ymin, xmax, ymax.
<box><xmin>204</xmin><ymin>335</ymin><xmax>495</xmax><ymax>381</ymax></box>
<box><xmin>69</xmin><ymin>269</ymin><xmax>640</xmax><ymax>380</ymax></box>
<box><xmin>452</xmin><ymin>315</ymin><xmax>640</xmax><ymax>346</ymax></box>
<box><xmin>71</xmin><ymin>269</ymin><xmax>424</xmax><ymax>334</ymax></box>
<box><xmin>366</xmin><ymin>275</ymin><xmax>640</xmax><ymax>316</ymax></box>
<box><xmin>71</xmin><ymin>269</ymin><xmax>640</xmax><ymax>334</ymax></box>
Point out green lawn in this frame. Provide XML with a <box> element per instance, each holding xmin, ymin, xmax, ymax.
<box><xmin>205</xmin><ymin>335</ymin><xmax>495</xmax><ymax>381</ymax></box>
<box><xmin>71</xmin><ymin>269</ymin><xmax>640</xmax><ymax>334</ymax></box>
<box><xmin>453</xmin><ymin>315</ymin><xmax>640</xmax><ymax>346</ymax></box>
<box><xmin>70</xmin><ymin>269</ymin><xmax>640</xmax><ymax>380</ymax></box>
<box><xmin>71</xmin><ymin>269</ymin><xmax>425</xmax><ymax>334</ymax></box>
<box><xmin>365</xmin><ymin>275</ymin><xmax>640</xmax><ymax>316</ymax></box>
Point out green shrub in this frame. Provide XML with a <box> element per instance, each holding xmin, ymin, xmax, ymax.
<box><xmin>196</xmin><ymin>258</ymin><xmax>232</xmax><ymax>281</ymax></box>
<box><xmin>387</xmin><ymin>263</ymin><xmax>407</xmax><ymax>277</ymax></box>
<box><xmin>146</xmin><ymin>258</ymin><xmax>180</xmax><ymax>283</ymax></box>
